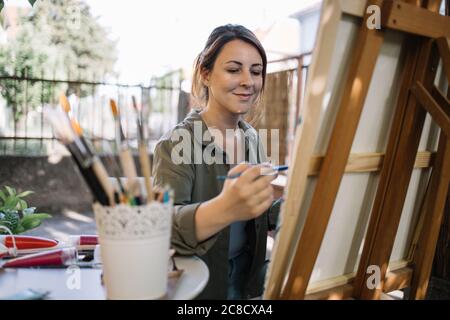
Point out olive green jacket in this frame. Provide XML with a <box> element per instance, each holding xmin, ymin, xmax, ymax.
<box><xmin>152</xmin><ymin>109</ymin><xmax>279</xmax><ymax>299</ymax></box>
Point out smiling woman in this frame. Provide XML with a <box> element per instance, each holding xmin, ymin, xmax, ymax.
<box><xmin>191</xmin><ymin>26</ymin><xmax>267</xmax><ymax>113</ymax></box>
<box><xmin>152</xmin><ymin>24</ymin><xmax>281</xmax><ymax>300</ymax></box>
<box><xmin>201</xmin><ymin>40</ymin><xmax>263</xmax><ymax>116</ymax></box>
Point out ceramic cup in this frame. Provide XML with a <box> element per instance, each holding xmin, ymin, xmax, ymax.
<box><xmin>93</xmin><ymin>201</ymin><xmax>172</xmax><ymax>299</ymax></box>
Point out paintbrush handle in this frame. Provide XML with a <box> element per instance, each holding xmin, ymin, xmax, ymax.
<box><xmin>119</xmin><ymin>148</ymin><xmax>140</xmax><ymax>198</ymax></box>
<box><xmin>138</xmin><ymin>143</ymin><xmax>154</xmax><ymax>202</ymax></box>
<box><xmin>66</xmin><ymin>143</ymin><xmax>109</xmax><ymax>205</ymax></box>
<box><xmin>217</xmin><ymin>165</ymin><xmax>289</xmax><ymax>180</ymax></box>
<box><xmin>91</xmin><ymin>159</ymin><xmax>115</xmax><ymax>206</ymax></box>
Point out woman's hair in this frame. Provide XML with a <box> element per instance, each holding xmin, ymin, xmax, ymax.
<box><xmin>191</xmin><ymin>24</ymin><xmax>267</xmax><ymax>107</ymax></box>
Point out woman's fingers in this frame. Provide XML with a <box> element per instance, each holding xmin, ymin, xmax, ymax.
<box><xmin>238</xmin><ymin>165</ymin><xmax>263</xmax><ymax>184</ymax></box>
<box><xmin>239</xmin><ymin>173</ymin><xmax>276</xmax><ymax>199</ymax></box>
<box><xmin>250</xmin><ymin>195</ymin><xmax>274</xmax><ymax>218</ymax></box>
<box><xmin>237</xmin><ymin>164</ymin><xmax>276</xmax><ymax>184</ymax></box>
<box><xmin>223</xmin><ymin>163</ymin><xmax>276</xmax><ymax>220</ymax></box>
<box><xmin>232</xmin><ymin>174</ymin><xmax>271</xmax><ymax>200</ymax></box>
<box><xmin>249</xmin><ymin>174</ymin><xmax>277</xmax><ymax>193</ymax></box>
<box><xmin>230</xmin><ymin>165</ymin><xmax>275</xmax><ymax>199</ymax></box>
<box><xmin>228</xmin><ymin>162</ymin><xmax>251</xmax><ymax>175</ymax></box>
<box><xmin>247</xmin><ymin>185</ymin><xmax>273</xmax><ymax>208</ymax></box>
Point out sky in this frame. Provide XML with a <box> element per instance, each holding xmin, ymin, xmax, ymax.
<box><xmin>7</xmin><ymin>0</ymin><xmax>321</xmax><ymax>84</ymax></box>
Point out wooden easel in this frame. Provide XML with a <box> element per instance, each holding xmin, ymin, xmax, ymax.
<box><xmin>264</xmin><ymin>0</ymin><xmax>450</xmax><ymax>300</ymax></box>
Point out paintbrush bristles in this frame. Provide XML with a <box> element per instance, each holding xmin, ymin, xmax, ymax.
<box><xmin>60</xmin><ymin>94</ymin><xmax>71</xmax><ymax>113</ymax></box>
<box><xmin>109</xmin><ymin>99</ymin><xmax>119</xmax><ymax>118</ymax></box>
<box><xmin>59</xmin><ymin>94</ymin><xmax>83</xmax><ymax>137</ymax></box>
<box><xmin>71</xmin><ymin>120</ymin><xmax>83</xmax><ymax>136</ymax></box>
<box><xmin>44</xmin><ymin>107</ymin><xmax>76</xmax><ymax>143</ymax></box>
<box><xmin>131</xmin><ymin>96</ymin><xmax>138</xmax><ymax>111</ymax></box>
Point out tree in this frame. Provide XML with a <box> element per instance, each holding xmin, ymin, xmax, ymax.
<box><xmin>0</xmin><ymin>19</ymin><xmax>51</xmax><ymax>119</ymax></box>
<box><xmin>0</xmin><ymin>0</ymin><xmax>117</xmax><ymax>117</ymax></box>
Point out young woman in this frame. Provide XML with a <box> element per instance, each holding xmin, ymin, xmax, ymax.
<box><xmin>152</xmin><ymin>24</ymin><xmax>280</xmax><ymax>300</ymax></box>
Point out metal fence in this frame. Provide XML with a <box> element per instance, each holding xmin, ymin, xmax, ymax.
<box><xmin>266</xmin><ymin>52</ymin><xmax>311</xmax><ymax>163</ymax></box>
<box><xmin>0</xmin><ymin>72</ymin><xmax>183</xmax><ymax>156</ymax></box>
<box><xmin>0</xmin><ymin>54</ymin><xmax>311</xmax><ymax>157</ymax></box>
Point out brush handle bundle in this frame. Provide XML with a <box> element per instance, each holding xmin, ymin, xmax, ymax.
<box><xmin>45</xmin><ymin>94</ymin><xmax>158</xmax><ymax>207</ymax></box>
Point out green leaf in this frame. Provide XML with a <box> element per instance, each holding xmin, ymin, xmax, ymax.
<box><xmin>0</xmin><ymin>1</ymin><xmax>4</xmax><ymax>13</ymax></box>
<box><xmin>4</xmin><ymin>197</ymin><xmax>19</xmax><ymax>210</ymax></box>
<box><xmin>14</xmin><ymin>224</ymin><xmax>26</xmax><ymax>234</ymax></box>
<box><xmin>4</xmin><ymin>186</ymin><xmax>16</xmax><ymax>197</ymax></box>
<box><xmin>0</xmin><ymin>220</ymin><xmax>12</xmax><ymax>227</ymax></box>
<box><xmin>28</xmin><ymin>0</ymin><xmax>37</xmax><ymax>7</ymax></box>
<box><xmin>21</xmin><ymin>218</ymin><xmax>42</xmax><ymax>231</ymax></box>
<box><xmin>17</xmin><ymin>190</ymin><xmax>34</xmax><ymax>198</ymax></box>
<box><xmin>21</xmin><ymin>212</ymin><xmax>51</xmax><ymax>220</ymax></box>
<box><xmin>18</xmin><ymin>200</ymin><xmax>28</xmax><ymax>210</ymax></box>
<box><xmin>0</xmin><ymin>190</ymin><xmax>6</xmax><ymax>202</ymax></box>
<box><xmin>20</xmin><ymin>213</ymin><xmax>51</xmax><ymax>225</ymax></box>
<box><xmin>19</xmin><ymin>213</ymin><xmax>50</xmax><ymax>232</ymax></box>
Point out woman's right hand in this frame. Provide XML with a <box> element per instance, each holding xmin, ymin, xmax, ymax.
<box><xmin>194</xmin><ymin>162</ymin><xmax>276</xmax><ymax>242</ymax></box>
<box><xmin>218</xmin><ymin>162</ymin><xmax>276</xmax><ymax>222</ymax></box>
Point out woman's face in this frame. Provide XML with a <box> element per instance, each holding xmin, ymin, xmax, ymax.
<box><xmin>203</xmin><ymin>39</ymin><xmax>264</xmax><ymax>115</ymax></box>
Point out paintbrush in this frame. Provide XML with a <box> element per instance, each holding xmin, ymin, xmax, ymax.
<box><xmin>217</xmin><ymin>165</ymin><xmax>289</xmax><ymax>180</ymax></box>
<box><xmin>109</xmin><ymin>98</ymin><xmax>126</xmax><ymax>143</ymax></box>
<box><xmin>102</xmin><ymin>141</ymin><xmax>129</xmax><ymax>204</ymax></box>
<box><xmin>71</xmin><ymin>121</ymin><xmax>116</xmax><ymax>206</ymax></box>
<box><xmin>60</xmin><ymin>94</ymin><xmax>95</xmax><ymax>158</ymax></box>
<box><xmin>44</xmin><ymin>107</ymin><xmax>111</xmax><ymax>206</ymax></box>
<box><xmin>59</xmin><ymin>94</ymin><xmax>116</xmax><ymax>206</ymax></box>
<box><xmin>132</xmin><ymin>96</ymin><xmax>154</xmax><ymax>202</ymax></box>
<box><xmin>109</xmin><ymin>99</ymin><xmax>142</xmax><ymax>205</ymax></box>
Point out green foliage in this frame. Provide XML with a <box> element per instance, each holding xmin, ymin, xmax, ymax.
<box><xmin>0</xmin><ymin>186</ymin><xmax>51</xmax><ymax>234</ymax></box>
<box><xmin>0</xmin><ymin>28</ymin><xmax>54</xmax><ymax>120</ymax></box>
<box><xmin>0</xmin><ymin>0</ymin><xmax>117</xmax><ymax>118</ymax></box>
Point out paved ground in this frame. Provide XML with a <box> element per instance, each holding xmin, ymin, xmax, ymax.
<box><xmin>25</xmin><ymin>210</ymin><xmax>97</xmax><ymax>242</ymax></box>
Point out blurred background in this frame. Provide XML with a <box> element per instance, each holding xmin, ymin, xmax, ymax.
<box><xmin>0</xmin><ymin>0</ymin><xmax>321</xmax><ymax>226</ymax></box>
<box><xmin>0</xmin><ymin>0</ymin><xmax>321</xmax><ymax>157</ymax></box>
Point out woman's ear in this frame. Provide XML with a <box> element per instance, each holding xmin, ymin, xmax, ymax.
<box><xmin>200</xmin><ymin>68</ymin><xmax>210</xmax><ymax>87</ymax></box>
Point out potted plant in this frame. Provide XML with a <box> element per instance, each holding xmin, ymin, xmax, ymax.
<box><xmin>0</xmin><ymin>186</ymin><xmax>51</xmax><ymax>234</ymax></box>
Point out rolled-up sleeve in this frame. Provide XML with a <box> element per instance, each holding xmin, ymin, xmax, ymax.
<box><xmin>152</xmin><ymin>139</ymin><xmax>217</xmax><ymax>256</ymax></box>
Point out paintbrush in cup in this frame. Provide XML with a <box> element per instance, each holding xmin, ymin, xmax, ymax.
<box><xmin>44</xmin><ymin>107</ymin><xmax>111</xmax><ymax>205</ymax></box>
<box><xmin>132</xmin><ymin>96</ymin><xmax>154</xmax><ymax>203</ymax></box>
<box><xmin>109</xmin><ymin>99</ymin><xmax>142</xmax><ymax>205</ymax></box>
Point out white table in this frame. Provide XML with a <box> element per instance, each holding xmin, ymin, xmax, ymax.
<box><xmin>0</xmin><ymin>256</ymin><xmax>208</xmax><ymax>300</ymax></box>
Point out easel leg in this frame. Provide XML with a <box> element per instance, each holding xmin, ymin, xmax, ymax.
<box><xmin>409</xmin><ymin>133</ymin><xmax>450</xmax><ymax>299</ymax></box>
<box><xmin>281</xmin><ymin>0</ymin><xmax>385</xmax><ymax>300</ymax></box>
<box><xmin>353</xmin><ymin>37</ymin><xmax>440</xmax><ymax>299</ymax></box>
